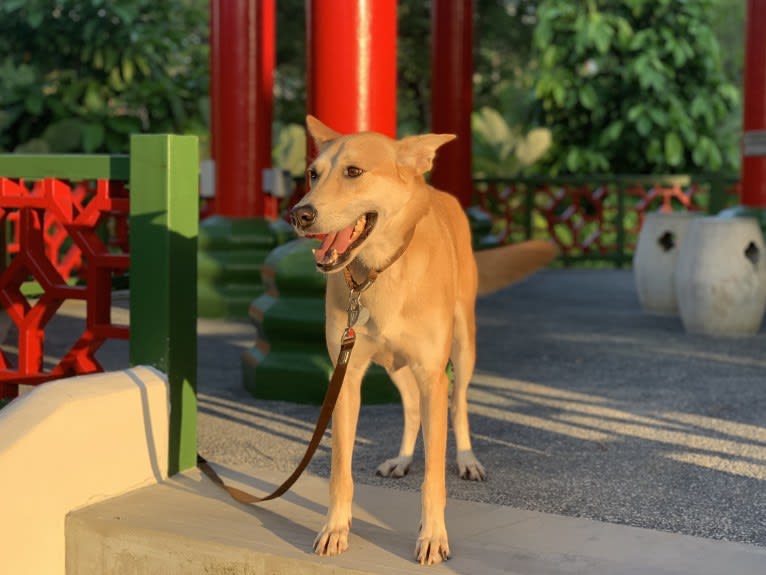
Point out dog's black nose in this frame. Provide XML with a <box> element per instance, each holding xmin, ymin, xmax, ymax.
<box><xmin>290</xmin><ymin>204</ymin><xmax>317</xmax><ymax>230</ymax></box>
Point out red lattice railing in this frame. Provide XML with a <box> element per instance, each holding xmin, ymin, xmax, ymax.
<box><xmin>472</xmin><ymin>176</ymin><xmax>741</xmax><ymax>264</ymax></box>
<box><xmin>0</xmin><ymin>177</ymin><xmax>129</xmax><ymax>393</ymax></box>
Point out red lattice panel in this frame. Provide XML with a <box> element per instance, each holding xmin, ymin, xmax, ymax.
<box><xmin>535</xmin><ymin>183</ymin><xmax>614</xmax><ymax>258</ymax></box>
<box><xmin>0</xmin><ymin>178</ymin><xmax>129</xmax><ymax>397</ymax></box>
<box><xmin>625</xmin><ymin>183</ymin><xmax>704</xmax><ymax>241</ymax></box>
<box><xmin>473</xmin><ymin>179</ymin><xmax>741</xmax><ymax>261</ymax></box>
<box><xmin>474</xmin><ymin>181</ymin><xmax>532</xmax><ymax>243</ymax></box>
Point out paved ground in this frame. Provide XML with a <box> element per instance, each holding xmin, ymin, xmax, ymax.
<box><xmin>36</xmin><ymin>269</ymin><xmax>766</xmax><ymax>549</ymax></box>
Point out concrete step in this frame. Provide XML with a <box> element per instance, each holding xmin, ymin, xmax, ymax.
<box><xmin>66</xmin><ymin>464</ymin><xmax>766</xmax><ymax>575</ymax></box>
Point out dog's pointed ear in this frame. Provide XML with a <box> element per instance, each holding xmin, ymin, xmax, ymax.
<box><xmin>306</xmin><ymin>115</ymin><xmax>342</xmax><ymax>147</ymax></box>
<box><xmin>396</xmin><ymin>133</ymin><xmax>456</xmax><ymax>176</ymax></box>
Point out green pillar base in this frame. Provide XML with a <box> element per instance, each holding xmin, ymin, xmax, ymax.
<box><xmin>718</xmin><ymin>204</ymin><xmax>766</xmax><ymax>236</ymax></box>
<box><xmin>242</xmin><ymin>239</ymin><xmax>398</xmax><ymax>405</ymax></box>
<box><xmin>197</xmin><ymin>216</ymin><xmax>294</xmax><ymax>318</ymax></box>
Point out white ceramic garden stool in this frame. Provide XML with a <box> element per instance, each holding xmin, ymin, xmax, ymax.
<box><xmin>633</xmin><ymin>211</ymin><xmax>699</xmax><ymax>315</ymax></box>
<box><xmin>675</xmin><ymin>216</ymin><xmax>766</xmax><ymax>336</ymax></box>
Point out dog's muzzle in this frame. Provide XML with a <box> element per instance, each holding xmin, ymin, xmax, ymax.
<box><xmin>290</xmin><ymin>204</ymin><xmax>317</xmax><ymax>231</ymax></box>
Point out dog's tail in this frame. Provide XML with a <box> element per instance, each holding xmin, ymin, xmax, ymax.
<box><xmin>475</xmin><ymin>240</ymin><xmax>558</xmax><ymax>296</ymax></box>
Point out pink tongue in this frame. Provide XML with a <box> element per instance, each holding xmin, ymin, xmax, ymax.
<box><xmin>313</xmin><ymin>224</ymin><xmax>356</xmax><ymax>263</ymax></box>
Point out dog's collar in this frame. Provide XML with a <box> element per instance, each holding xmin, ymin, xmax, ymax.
<box><xmin>342</xmin><ymin>228</ymin><xmax>415</xmax><ymax>292</ymax></box>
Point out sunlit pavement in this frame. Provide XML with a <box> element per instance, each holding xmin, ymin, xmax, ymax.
<box><xmin>40</xmin><ymin>269</ymin><xmax>766</xmax><ymax>571</ymax></box>
<box><xmin>192</xmin><ymin>269</ymin><xmax>766</xmax><ymax>548</ymax></box>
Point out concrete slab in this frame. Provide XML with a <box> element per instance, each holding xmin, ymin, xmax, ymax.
<box><xmin>67</xmin><ymin>463</ymin><xmax>766</xmax><ymax>575</ymax></box>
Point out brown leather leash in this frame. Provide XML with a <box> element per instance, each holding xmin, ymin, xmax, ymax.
<box><xmin>197</xmin><ymin>326</ymin><xmax>357</xmax><ymax>503</ymax></box>
<box><xmin>197</xmin><ymin>233</ymin><xmax>413</xmax><ymax>504</ymax></box>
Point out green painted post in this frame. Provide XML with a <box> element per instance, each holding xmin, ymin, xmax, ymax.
<box><xmin>616</xmin><ymin>182</ymin><xmax>627</xmax><ymax>268</ymax></box>
<box><xmin>129</xmin><ymin>134</ymin><xmax>199</xmax><ymax>475</ymax></box>
<box><xmin>524</xmin><ymin>183</ymin><xmax>534</xmax><ymax>241</ymax></box>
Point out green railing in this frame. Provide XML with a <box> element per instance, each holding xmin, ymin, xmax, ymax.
<box><xmin>0</xmin><ymin>134</ymin><xmax>199</xmax><ymax>475</ymax></box>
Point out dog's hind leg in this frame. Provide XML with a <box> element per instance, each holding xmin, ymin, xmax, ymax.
<box><xmin>450</xmin><ymin>304</ymin><xmax>486</xmax><ymax>481</ymax></box>
<box><xmin>376</xmin><ymin>366</ymin><xmax>421</xmax><ymax>478</ymax></box>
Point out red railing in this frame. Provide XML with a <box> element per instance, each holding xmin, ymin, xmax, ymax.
<box><xmin>0</xmin><ymin>177</ymin><xmax>129</xmax><ymax>395</ymax></box>
<box><xmin>472</xmin><ymin>176</ymin><xmax>741</xmax><ymax>264</ymax></box>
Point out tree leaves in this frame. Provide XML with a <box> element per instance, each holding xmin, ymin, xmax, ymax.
<box><xmin>664</xmin><ymin>132</ymin><xmax>683</xmax><ymax>167</ymax></box>
<box><xmin>472</xmin><ymin>106</ymin><xmax>552</xmax><ymax>178</ymax></box>
<box><xmin>0</xmin><ymin>0</ymin><xmax>209</xmax><ymax>154</ymax></box>
<box><xmin>532</xmin><ymin>0</ymin><xmax>739</xmax><ymax>175</ymax></box>
<box><xmin>81</xmin><ymin>123</ymin><xmax>105</xmax><ymax>153</ymax></box>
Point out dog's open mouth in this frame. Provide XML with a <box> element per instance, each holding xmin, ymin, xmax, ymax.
<box><xmin>306</xmin><ymin>212</ymin><xmax>377</xmax><ymax>272</ymax></box>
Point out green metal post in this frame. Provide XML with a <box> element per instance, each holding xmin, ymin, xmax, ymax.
<box><xmin>524</xmin><ymin>183</ymin><xmax>534</xmax><ymax>240</ymax></box>
<box><xmin>616</xmin><ymin>182</ymin><xmax>627</xmax><ymax>268</ymax></box>
<box><xmin>129</xmin><ymin>134</ymin><xmax>199</xmax><ymax>475</ymax></box>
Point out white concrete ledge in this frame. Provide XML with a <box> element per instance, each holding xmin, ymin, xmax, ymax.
<box><xmin>66</xmin><ymin>463</ymin><xmax>766</xmax><ymax>575</ymax></box>
<box><xmin>0</xmin><ymin>366</ymin><xmax>169</xmax><ymax>575</ymax></box>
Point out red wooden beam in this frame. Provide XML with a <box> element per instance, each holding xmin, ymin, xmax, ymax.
<box><xmin>430</xmin><ymin>0</ymin><xmax>473</xmax><ymax>207</ymax></box>
<box><xmin>306</xmin><ymin>0</ymin><xmax>397</xmax><ymax>142</ymax></box>
<box><xmin>210</xmin><ymin>0</ymin><xmax>275</xmax><ymax>217</ymax></box>
<box><xmin>742</xmin><ymin>0</ymin><xmax>766</xmax><ymax>207</ymax></box>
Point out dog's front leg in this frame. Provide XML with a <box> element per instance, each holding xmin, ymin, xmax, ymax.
<box><xmin>314</xmin><ymin>362</ymin><xmax>366</xmax><ymax>557</ymax></box>
<box><xmin>414</xmin><ymin>368</ymin><xmax>451</xmax><ymax>565</ymax></box>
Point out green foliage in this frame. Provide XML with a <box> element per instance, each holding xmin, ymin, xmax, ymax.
<box><xmin>472</xmin><ymin>106</ymin><xmax>551</xmax><ymax>177</ymax></box>
<box><xmin>399</xmin><ymin>0</ymin><xmax>540</xmax><ymax>135</ymax></box>
<box><xmin>709</xmin><ymin>0</ymin><xmax>745</xmax><ymax>169</ymax></box>
<box><xmin>0</xmin><ymin>0</ymin><xmax>209</xmax><ymax>154</ymax></box>
<box><xmin>473</xmin><ymin>0</ymin><xmax>538</xmax><ymax>127</ymax></box>
<box><xmin>532</xmin><ymin>0</ymin><xmax>739</xmax><ymax>174</ymax></box>
<box><xmin>274</xmin><ymin>0</ymin><xmax>306</xmax><ymax>127</ymax></box>
<box><xmin>397</xmin><ymin>0</ymin><xmax>432</xmax><ymax>135</ymax></box>
<box><xmin>711</xmin><ymin>0</ymin><xmax>745</xmax><ymax>90</ymax></box>
<box><xmin>272</xmin><ymin>123</ymin><xmax>307</xmax><ymax>176</ymax></box>
<box><xmin>3</xmin><ymin>0</ymin><xmax>737</xmax><ymax>177</ymax></box>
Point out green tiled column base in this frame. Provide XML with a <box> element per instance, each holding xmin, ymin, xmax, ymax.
<box><xmin>242</xmin><ymin>239</ymin><xmax>398</xmax><ymax>405</ymax></box>
<box><xmin>242</xmin><ymin>348</ymin><xmax>394</xmax><ymax>405</ymax></box>
<box><xmin>197</xmin><ymin>216</ymin><xmax>294</xmax><ymax>318</ymax></box>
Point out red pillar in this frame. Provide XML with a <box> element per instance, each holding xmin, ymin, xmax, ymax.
<box><xmin>306</xmin><ymin>0</ymin><xmax>397</xmax><ymax>140</ymax></box>
<box><xmin>742</xmin><ymin>0</ymin><xmax>766</xmax><ymax>208</ymax></box>
<box><xmin>210</xmin><ymin>0</ymin><xmax>276</xmax><ymax>218</ymax></box>
<box><xmin>430</xmin><ymin>0</ymin><xmax>473</xmax><ymax>207</ymax></box>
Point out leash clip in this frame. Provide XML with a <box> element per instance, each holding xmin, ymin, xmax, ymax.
<box><xmin>338</xmin><ymin>327</ymin><xmax>356</xmax><ymax>366</ymax></box>
<box><xmin>347</xmin><ymin>289</ymin><xmax>362</xmax><ymax>328</ymax></box>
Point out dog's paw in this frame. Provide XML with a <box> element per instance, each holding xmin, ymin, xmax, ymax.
<box><xmin>313</xmin><ymin>522</ymin><xmax>350</xmax><ymax>557</ymax></box>
<box><xmin>375</xmin><ymin>455</ymin><xmax>412</xmax><ymax>478</ymax></box>
<box><xmin>415</xmin><ymin>528</ymin><xmax>451</xmax><ymax>565</ymax></box>
<box><xmin>457</xmin><ymin>450</ymin><xmax>487</xmax><ymax>481</ymax></box>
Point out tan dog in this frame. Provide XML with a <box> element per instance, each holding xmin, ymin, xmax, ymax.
<box><xmin>290</xmin><ymin>116</ymin><xmax>556</xmax><ymax>565</ymax></box>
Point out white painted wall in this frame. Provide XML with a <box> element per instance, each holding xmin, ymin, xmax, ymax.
<box><xmin>0</xmin><ymin>366</ymin><xmax>169</xmax><ymax>575</ymax></box>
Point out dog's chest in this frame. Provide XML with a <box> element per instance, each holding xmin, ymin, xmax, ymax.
<box><xmin>350</xmin><ymin>296</ymin><xmax>385</xmax><ymax>335</ymax></box>
<box><xmin>337</xmin><ymin>284</ymin><xmax>398</xmax><ymax>336</ymax></box>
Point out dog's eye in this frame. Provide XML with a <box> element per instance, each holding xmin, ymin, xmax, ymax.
<box><xmin>307</xmin><ymin>168</ymin><xmax>319</xmax><ymax>184</ymax></box>
<box><xmin>344</xmin><ymin>166</ymin><xmax>364</xmax><ymax>178</ymax></box>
